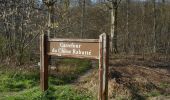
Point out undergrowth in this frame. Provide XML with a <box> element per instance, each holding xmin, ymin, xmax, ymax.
<box><xmin>0</xmin><ymin>59</ymin><xmax>94</xmax><ymax>100</ymax></box>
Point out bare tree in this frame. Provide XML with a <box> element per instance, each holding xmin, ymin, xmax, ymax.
<box><xmin>152</xmin><ymin>0</ymin><xmax>157</xmax><ymax>53</ymax></box>
<box><xmin>80</xmin><ymin>0</ymin><xmax>86</xmax><ymax>38</ymax></box>
<box><xmin>108</xmin><ymin>0</ymin><xmax>122</xmax><ymax>53</ymax></box>
<box><xmin>125</xmin><ymin>0</ymin><xmax>130</xmax><ymax>53</ymax></box>
<box><xmin>43</xmin><ymin>0</ymin><xmax>56</xmax><ymax>38</ymax></box>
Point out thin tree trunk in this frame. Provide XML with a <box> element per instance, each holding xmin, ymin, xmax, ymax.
<box><xmin>48</xmin><ymin>7</ymin><xmax>51</xmax><ymax>38</ymax></box>
<box><xmin>153</xmin><ymin>0</ymin><xmax>157</xmax><ymax>53</ymax></box>
<box><xmin>125</xmin><ymin>0</ymin><xmax>130</xmax><ymax>53</ymax></box>
<box><xmin>110</xmin><ymin>3</ymin><xmax>118</xmax><ymax>54</ymax></box>
<box><xmin>80</xmin><ymin>0</ymin><xmax>85</xmax><ymax>38</ymax></box>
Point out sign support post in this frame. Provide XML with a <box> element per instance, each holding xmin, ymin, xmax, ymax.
<box><xmin>99</xmin><ymin>33</ymin><xmax>109</xmax><ymax>100</ymax></box>
<box><xmin>40</xmin><ymin>34</ymin><xmax>49</xmax><ymax>91</ymax></box>
<box><xmin>103</xmin><ymin>33</ymin><xmax>109</xmax><ymax>100</ymax></box>
<box><xmin>99</xmin><ymin>34</ymin><xmax>103</xmax><ymax>100</ymax></box>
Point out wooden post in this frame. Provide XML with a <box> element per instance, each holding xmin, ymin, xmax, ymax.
<box><xmin>40</xmin><ymin>34</ymin><xmax>49</xmax><ymax>91</ymax></box>
<box><xmin>102</xmin><ymin>33</ymin><xmax>109</xmax><ymax>100</ymax></box>
<box><xmin>99</xmin><ymin>33</ymin><xmax>109</xmax><ymax>100</ymax></box>
<box><xmin>99</xmin><ymin>34</ymin><xmax>104</xmax><ymax>100</ymax></box>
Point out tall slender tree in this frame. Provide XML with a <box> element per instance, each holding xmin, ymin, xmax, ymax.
<box><xmin>108</xmin><ymin>0</ymin><xmax>122</xmax><ymax>53</ymax></box>
<box><xmin>80</xmin><ymin>0</ymin><xmax>86</xmax><ymax>38</ymax></box>
<box><xmin>152</xmin><ymin>0</ymin><xmax>157</xmax><ymax>53</ymax></box>
<box><xmin>125</xmin><ymin>0</ymin><xmax>130</xmax><ymax>53</ymax></box>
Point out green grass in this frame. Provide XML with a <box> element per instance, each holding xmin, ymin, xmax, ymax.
<box><xmin>0</xmin><ymin>71</ymin><xmax>39</xmax><ymax>92</ymax></box>
<box><xmin>0</xmin><ymin>59</ymin><xmax>94</xmax><ymax>100</ymax></box>
<box><xmin>160</xmin><ymin>82</ymin><xmax>170</xmax><ymax>89</ymax></box>
<box><xmin>49</xmin><ymin>59</ymin><xmax>92</xmax><ymax>85</ymax></box>
<box><xmin>1</xmin><ymin>85</ymin><xmax>92</xmax><ymax>100</ymax></box>
<box><xmin>144</xmin><ymin>90</ymin><xmax>161</xmax><ymax>98</ymax></box>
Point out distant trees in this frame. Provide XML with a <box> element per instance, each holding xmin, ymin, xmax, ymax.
<box><xmin>0</xmin><ymin>0</ymin><xmax>170</xmax><ymax>65</ymax></box>
<box><xmin>0</xmin><ymin>0</ymin><xmax>46</xmax><ymax>64</ymax></box>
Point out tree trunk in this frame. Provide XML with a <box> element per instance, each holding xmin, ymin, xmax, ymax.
<box><xmin>125</xmin><ymin>0</ymin><xmax>130</xmax><ymax>53</ymax></box>
<box><xmin>153</xmin><ymin>0</ymin><xmax>157</xmax><ymax>53</ymax></box>
<box><xmin>80</xmin><ymin>0</ymin><xmax>85</xmax><ymax>38</ymax></box>
<box><xmin>110</xmin><ymin>4</ymin><xmax>118</xmax><ymax>54</ymax></box>
<box><xmin>47</xmin><ymin>5</ymin><xmax>51</xmax><ymax>38</ymax></box>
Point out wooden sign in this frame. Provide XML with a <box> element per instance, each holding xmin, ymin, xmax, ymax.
<box><xmin>40</xmin><ymin>33</ymin><xmax>109</xmax><ymax>100</ymax></box>
<box><xmin>47</xmin><ymin>39</ymin><xmax>99</xmax><ymax>59</ymax></box>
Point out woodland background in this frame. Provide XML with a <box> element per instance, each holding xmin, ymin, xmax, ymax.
<box><xmin>0</xmin><ymin>0</ymin><xmax>170</xmax><ymax>65</ymax></box>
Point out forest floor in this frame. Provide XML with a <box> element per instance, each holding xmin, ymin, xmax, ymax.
<box><xmin>0</xmin><ymin>55</ymin><xmax>170</xmax><ymax>100</ymax></box>
<box><xmin>75</xmin><ymin>55</ymin><xmax>170</xmax><ymax>100</ymax></box>
<box><xmin>108</xmin><ymin>56</ymin><xmax>170</xmax><ymax>99</ymax></box>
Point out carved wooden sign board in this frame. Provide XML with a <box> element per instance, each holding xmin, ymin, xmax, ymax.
<box><xmin>40</xmin><ymin>33</ymin><xmax>109</xmax><ymax>100</ymax></box>
<box><xmin>48</xmin><ymin>39</ymin><xmax>99</xmax><ymax>59</ymax></box>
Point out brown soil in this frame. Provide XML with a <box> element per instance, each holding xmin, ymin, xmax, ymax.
<box><xmin>76</xmin><ymin>56</ymin><xmax>170</xmax><ymax>100</ymax></box>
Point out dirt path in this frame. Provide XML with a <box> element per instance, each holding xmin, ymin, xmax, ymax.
<box><xmin>73</xmin><ymin>61</ymin><xmax>97</xmax><ymax>84</ymax></box>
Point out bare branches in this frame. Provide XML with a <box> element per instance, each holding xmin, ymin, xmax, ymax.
<box><xmin>105</xmin><ymin>0</ymin><xmax>122</xmax><ymax>9</ymax></box>
<box><xmin>43</xmin><ymin>0</ymin><xmax>57</xmax><ymax>7</ymax></box>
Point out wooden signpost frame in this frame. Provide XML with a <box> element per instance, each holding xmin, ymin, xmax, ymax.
<box><xmin>40</xmin><ymin>33</ymin><xmax>109</xmax><ymax>100</ymax></box>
